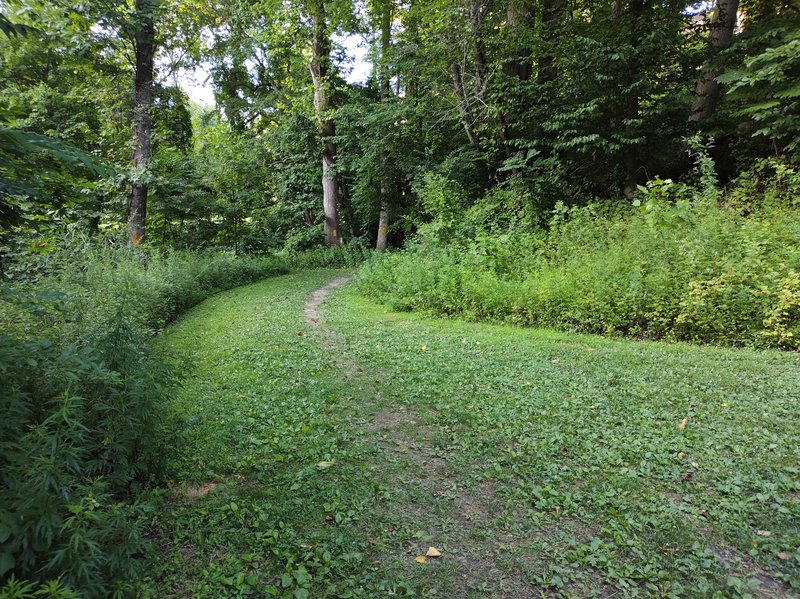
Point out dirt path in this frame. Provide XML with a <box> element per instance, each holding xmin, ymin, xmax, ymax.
<box><xmin>302</xmin><ymin>276</ymin><xmax>535</xmax><ymax>598</ymax></box>
<box><xmin>302</xmin><ymin>275</ymin><xmax>352</xmax><ymax>327</ymax></box>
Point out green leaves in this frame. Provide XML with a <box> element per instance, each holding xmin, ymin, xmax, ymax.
<box><xmin>719</xmin><ymin>28</ymin><xmax>800</xmax><ymax>152</ymax></box>
<box><xmin>0</xmin><ymin>127</ymin><xmax>114</xmax><ymax>178</ymax></box>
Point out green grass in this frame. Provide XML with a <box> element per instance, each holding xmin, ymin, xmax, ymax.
<box><xmin>144</xmin><ymin>271</ymin><xmax>800</xmax><ymax>597</ymax></box>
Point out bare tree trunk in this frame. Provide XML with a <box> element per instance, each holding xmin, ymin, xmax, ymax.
<box><xmin>689</xmin><ymin>0</ymin><xmax>740</xmax><ymax>122</ymax></box>
<box><xmin>376</xmin><ymin>203</ymin><xmax>389</xmax><ymax>250</ymax></box>
<box><xmin>128</xmin><ymin>0</ymin><xmax>154</xmax><ymax>247</ymax></box>
<box><xmin>309</xmin><ymin>0</ymin><xmax>344</xmax><ymax>246</ymax></box>
<box><xmin>376</xmin><ymin>0</ymin><xmax>392</xmax><ymax>251</ymax></box>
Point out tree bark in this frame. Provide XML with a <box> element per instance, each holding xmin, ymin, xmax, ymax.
<box><xmin>309</xmin><ymin>0</ymin><xmax>344</xmax><ymax>246</ymax></box>
<box><xmin>339</xmin><ymin>178</ymin><xmax>358</xmax><ymax>239</ymax></box>
<box><xmin>689</xmin><ymin>0</ymin><xmax>740</xmax><ymax>122</ymax></box>
<box><xmin>376</xmin><ymin>0</ymin><xmax>392</xmax><ymax>251</ymax></box>
<box><xmin>621</xmin><ymin>0</ymin><xmax>645</xmax><ymax>200</ymax></box>
<box><xmin>538</xmin><ymin>0</ymin><xmax>559</xmax><ymax>83</ymax></box>
<box><xmin>503</xmin><ymin>0</ymin><xmax>533</xmax><ymax>81</ymax></box>
<box><xmin>128</xmin><ymin>0</ymin><xmax>154</xmax><ymax>247</ymax></box>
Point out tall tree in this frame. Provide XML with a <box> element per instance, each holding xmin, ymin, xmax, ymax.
<box><xmin>308</xmin><ymin>0</ymin><xmax>344</xmax><ymax>245</ymax></box>
<box><xmin>689</xmin><ymin>0</ymin><xmax>740</xmax><ymax>122</ymax></box>
<box><xmin>375</xmin><ymin>0</ymin><xmax>392</xmax><ymax>250</ymax></box>
<box><xmin>128</xmin><ymin>0</ymin><xmax>156</xmax><ymax>246</ymax></box>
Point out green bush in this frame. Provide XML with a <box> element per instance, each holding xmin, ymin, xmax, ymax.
<box><xmin>280</xmin><ymin>242</ymin><xmax>373</xmax><ymax>270</ymax></box>
<box><xmin>0</xmin><ymin>243</ymin><xmax>289</xmax><ymax>596</ymax></box>
<box><xmin>358</xmin><ymin>170</ymin><xmax>800</xmax><ymax>349</ymax></box>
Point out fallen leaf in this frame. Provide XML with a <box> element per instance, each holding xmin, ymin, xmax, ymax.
<box><xmin>756</xmin><ymin>530</ymin><xmax>771</xmax><ymax>537</ymax></box>
<box><xmin>296</xmin><ymin>331</ymin><xmax>304</xmax><ymax>337</ymax></box>
<box><xmin>777</xmin><ymin>552</ymin><xmax>789</xmax><ymax>561</ymax></box>
<box><xmin>678</xmin><ymin>418</ymin><xmax>688</xmax><ymax>430</ymax></box>
<box><xmin>415</xmin><ymin>556</ymin><xmax>427</xmax><ymax>564</ymax></box>
<box><xmin>317</xmin><ymin>461</ymin><xmax>335</xmax><ymax>469</ymax></box>
<box><xmin>420</xmin><ymin>343</ymin><xmax>428</xmax><ymax>351</ymax></box>
<box><xmin>720</xmin><ymin>402</ymin><xmax>729</xmax><ymax>408</ymax></box>
<box><xmin>426</xmin><ymin>547</ymin><xmax>442</xmax><ymax>558</ymax></box>
<box><xmin>678</xmin><ymin>452</ymin><xmax>687</xmax><ymax>460</ymax></box>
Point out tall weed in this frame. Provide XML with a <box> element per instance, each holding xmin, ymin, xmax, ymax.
<box><xmin>0</xmin><ymin>242</ymin><xmax>289</xmax><ymax>596</ymax></box>
<box><xmin>359</xmin><ymin>163</ymin><xmax>800</xmax><ymax>348</ymax></box>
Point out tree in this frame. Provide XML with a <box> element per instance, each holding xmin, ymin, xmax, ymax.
<box><xmin>375</xmin><ymin>0</ymin><xmax>393</xmax><ymax>250</ymax></box>
<box><xmin>128</xmin><ymin>0</ymin><xmax>157</xmax><ymax>246</ymax></box>
<box><xmin>689</xmin><ymin>0</ymin><xmax>740</xmax><ymax>123</ymax></box>
<box><xmin>307</xmin><ymin>0</ymin><xmax>344</xmax><ymax>246</ymax></box>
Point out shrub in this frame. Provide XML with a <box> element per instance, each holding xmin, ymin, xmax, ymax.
<box><xmin>281</xmin><ymin>242</ymin><xmax>373</xmax><ymax>270</ymax></box>
<box><xmin>358</xmin><ymin>171</ymin><xmax>800</xmax><ymax>349</ymax></box>
<box><xmin>0</xmin><ymin>241</ymin><xmax>289</xmax><ymax>596</ymax></box>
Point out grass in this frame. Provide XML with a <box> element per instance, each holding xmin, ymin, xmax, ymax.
<box><xmin>143</xmin><ymin>271</ymin><xmax>800</xmax><ymax>597</ymax></box>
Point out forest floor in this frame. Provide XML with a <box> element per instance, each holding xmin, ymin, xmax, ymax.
<box><xmin>141</xmin><ymin>270</ymin><xmax>799</xmax><ymax>598</ymax></box>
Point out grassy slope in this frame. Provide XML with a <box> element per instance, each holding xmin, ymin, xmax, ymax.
<box><xmin>144</xmin><ymin>271</ymin><xmax>800</xmax><ymax>598</ymax></box>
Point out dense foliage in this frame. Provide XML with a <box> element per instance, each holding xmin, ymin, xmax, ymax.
<box><xmin>359</xmin><ymin>157</ymin><xmax>800</xmax><ymax>348</ymax></box>
<box><xmin>0</xmin><ymin>244</ymin><xmax>290</xmax><ymax>595</ymax></box>
<box><xmin>1</xmin><ymin>0</ymin><xmax>798</xmax><ymax>257</ymax></box>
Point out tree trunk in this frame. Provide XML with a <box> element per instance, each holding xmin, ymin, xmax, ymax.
<box><xmin>376</xmin><ymin>203</ymin><xmax>389</xmax><ymax>250</ymax></box>
<box><xmin>503</xmin><ymin>0</ymin><xmax>533</xmax><ymax>81</ymax></box>
<box><xmin>538</xmin><ymin>0</ymin><xmax>559</xmax><ymax>83</ymax></box>
<box><xmin>500</xmin><ymin>0</ymin><xmax>536</xmax><ymax>162</ymax></box>
<box><xmin>450</xmin><ymin>62</ymin><xmax>480</xmax><ymax>145</ymax></box>
<box><xmin>339</xmin><ymin>178</ymin><xmax>358</xmax><ymax>239</ymax></box>
<box><xmin>689</xmin><ymin>0</ymin><xmax>740</xmax><ymax>122</ymax></box>
<box><xmin>128</xmin><ymin>0</ymin><xmax>154</xmax><ymax>247</ymax></box>
<box><xmin>309</xmin><ymin>0</ymin><xmax>344</xmax><ymax>246</ymax></box>
<box><xmin>621</xmin><ymin>0</ymin><xmax>645</xmax><ymax>200</ymax></box>
<box><xmin>376</xmin><ymin>0</ymin><xmax>392</xmax><ymax>251</ymax></box>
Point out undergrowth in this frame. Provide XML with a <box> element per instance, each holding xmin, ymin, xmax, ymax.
<box><xmin>358</xmin><ymin>158</ymin><xmax>800</xmax><ymax>349</ymax></box>
<box><xmin>0</xmin><ymin>240</ymin><xmax>290</xmax><ymax>597</ymax></box>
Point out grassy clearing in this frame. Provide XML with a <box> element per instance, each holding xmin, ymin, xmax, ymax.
<box><xmin>145</xmin><ymin>271</ymin><xmax>800</xmax><ymax>598</ymax></box>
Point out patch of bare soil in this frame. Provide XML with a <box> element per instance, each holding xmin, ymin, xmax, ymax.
<box><xmin>714</xmin><ymin>546</ymin><xmax>794</xmax><ymax>598</ymax></box>
<box><xmin>179</xmin><ymin>481</ymin><xmax>220</xmax><ymax>501</ymax></box>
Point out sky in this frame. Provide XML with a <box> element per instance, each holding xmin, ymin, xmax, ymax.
<box><xmin>176</xmin><ymin>33</ymin><xmax>372</xmax><ymax>107</ymax></box>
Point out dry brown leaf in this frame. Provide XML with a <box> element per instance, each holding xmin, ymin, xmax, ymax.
<box><xmin>678</xmin><ymin>418</ymin><xmax>688</xmax><ymax>430</ymax></box>
<box><xmin>756</xmin><ymin>530</ymin><xmax>771</xmax><ymax>537</ymax></box>
<box><xmin>415</xmin><ymin>555</ymin><xmax>427</xmax><ymax>564</ymax></box>
<box><xmin>426</xmin><ymin>547</ymin><xmax>442</xmax><ymax>558</ymax></box>
<box><xmin>777</xmin><ymin>552</ymin><xmax>789</xmax><ymax>561</ymax></box>
<box><xmin>678</xmin><ymin>452</ymin><xmax>687</xmax><ymax>460</ymax></box>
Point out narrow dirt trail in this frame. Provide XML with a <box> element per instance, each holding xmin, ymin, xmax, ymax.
<box><xmin>302</xmin><ymin>276</ymin><xmax>534</xmax><ymax>598</ymax></box>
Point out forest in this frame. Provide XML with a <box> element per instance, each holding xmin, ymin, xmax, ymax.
<box><xmin>1</xmin><ymin>0</ymin><xmax>799</xmax><ymax>596</ymax></box>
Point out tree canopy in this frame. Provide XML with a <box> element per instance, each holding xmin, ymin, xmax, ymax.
<box><xmin>0</xmin><ymin>0</ymin><xmax>797</xmax><ymax>255</ymax></box>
